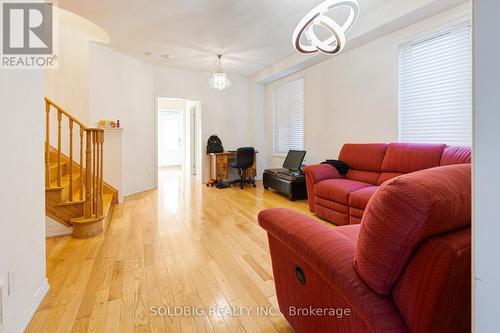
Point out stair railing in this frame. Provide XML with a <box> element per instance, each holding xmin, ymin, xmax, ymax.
<box><xmin>45</xmin><ymin>97</ymin><xmax>104</xmax><ymax>219</ymax></box>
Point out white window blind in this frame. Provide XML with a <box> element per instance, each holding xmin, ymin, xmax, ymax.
<box><xmin>273</xmin><ymin>78</ymin><xmax>305</xmax><ymax>155</ymax></box>
<box><xmin>398</xmin><ymin>22</ymin><xmax>472</xmax><ymax>145</ymax></box>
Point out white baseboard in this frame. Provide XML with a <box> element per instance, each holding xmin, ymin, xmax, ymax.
<box><xmin>46</xmin><ymin>217</ymin><xmax>72</xmax><ymax>237</ymax></box>
<box><xmin>16</xmin><ymin>279</ymin><xmax>49</xmax><ymax>333</ymax></box>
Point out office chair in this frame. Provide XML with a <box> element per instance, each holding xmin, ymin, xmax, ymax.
<box><xmin>230</xmin><ymin>147</ymin><xmax>256</xmax><ymax>189</ymax></box>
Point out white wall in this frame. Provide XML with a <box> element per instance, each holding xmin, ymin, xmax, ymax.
<box><xmin>155</xmin><ymin>67</ymin><xmax>251</xmax><ymax>182</ymax></box>
<box><xmin>89</xmin><ymin>43</ymin><xmax>155</xmax><ymax>196</ymax></box>
<box><xmin>0</xmin><ymin>71</ymin><xmax>47</xmax><ymax>333</ymax></box>
<box><xmin>45</xmin><ymin>7</ymin><xmax>109</xmax><ymax>123</ymax></box>
<box><xmin>257</xmin><ymin>4</ymin><xmax>470</xmax><ymax>169</ymax></box>
<box><xmin>473</xmin><ymin>0</ymin><xmax>500</xmax><ymax>331</ymax></box>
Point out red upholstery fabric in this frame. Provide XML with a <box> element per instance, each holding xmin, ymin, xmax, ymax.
<box><xmin>315</xmin><ymin>197</ymin><xmax>349</xmax><ymax>213</ymax></box>
<box><xmin>315</xmin><ymin>179</ymin><xmax>372</xmax><ymax>205</ymax></box>
<box><xmin>349</xmin><ymin>186</ymin><xmax>378</xmax><ymax>209</ymax></box>
<box><xmin>354</xmin><ymin>164</ymin><xmax>471</xmax><ymax>295</ymax></box>
<box><xmin>304</xmin><ymin>164</ymin><xmax>344</xmax><ymax>212</ymax></box>
<box><xmin>440</xmin><ymin>146</ymin><xmax>472</xmax><ymax>166</ymax></box>
<box><xmin>345</xmin><ymin>170</ymin><xmax>380</xmax><ymax>185</ymax></box>
<box><xmin>339</xmin><ymin>143</ymin><xmax>388</xmax><ymax>172</ymax></box>
<box><xmin>377</xmin><ymin>172</ymin><xmax>404</xmax><ymax>185</ymax></box>
<box><xmin>392</xmin><ymin>228</ymin><xmax>471</xmax><ymax>333</ymax></box>
<box><xmin>349</xmin><ymin>207</ymin><xmax>365</xmax><ymax>220</ymax></box>
<box><xmin>258</xmin><ymin>209</ymin><xmax>408</xmax><ymax>333</ymax></box>
<box><xmin>349</xmin><ymin>215</ymin><xmax>362</xmax><ymax>225</ymax></box>
<box><xmin>381</xmin><ymin>143</ymin><xmax>445</xmax><ymax>173</ymax></box>
<box><xmin>315</xmin><ymin>204</ymin><xmax>349</xmax><ymax>226</ymax></box>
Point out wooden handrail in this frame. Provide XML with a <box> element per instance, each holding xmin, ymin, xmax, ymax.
<box><xmin>45</xmin><ymin>97</ymin><xmax>105</xmax><ymax>220</ymax></box>
<box><xmin>45</xmin><ymin>97</ymin><xmax>88</xmax><ymax>130</ymax></box>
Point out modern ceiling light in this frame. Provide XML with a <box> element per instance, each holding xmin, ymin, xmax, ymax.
<box><xmin>209</xmin><ymin>55</ymin><xmax>231</xmax><ymax>91</ymax></box>
<box><xmin>293</xmin><ymin>0</ymin><xmax>359</xmax><ymax>55</ymax></box>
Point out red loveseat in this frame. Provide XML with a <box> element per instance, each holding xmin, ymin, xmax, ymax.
<box><xmin>304</xmin><ymin>143</ymin><xmax>471</xmax><ymax>225</ymax></box>
<box><xmin>259</xmin><ymin>164</ymin><xmax>471</xmax><ymax>333</ymax></box>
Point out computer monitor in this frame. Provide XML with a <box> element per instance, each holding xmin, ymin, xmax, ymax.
<box><xmin>283</xmin><ymin>150</ymin><xmax>306</xmax><ymax>171</ymax></box>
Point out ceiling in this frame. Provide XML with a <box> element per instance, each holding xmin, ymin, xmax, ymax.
<box><xmin>58</xmin><ymin>0</ymin><xmax>395</xmax><ymax>76</ymax></box>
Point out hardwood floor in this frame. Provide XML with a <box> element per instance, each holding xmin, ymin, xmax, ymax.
<box><xmin>27</xmin><ymin>167</ymin><xmax>324</xmax><ymax>332</ymax></box>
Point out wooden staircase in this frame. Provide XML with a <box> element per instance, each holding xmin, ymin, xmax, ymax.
<box><xmin>44</xmin><ymin>97</ymin><xmax>118</xmax><ymax>238</ymax></box>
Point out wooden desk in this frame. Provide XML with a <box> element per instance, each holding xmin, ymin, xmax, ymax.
<box><xmin>209</xmin><ymin>151</ymin><xmax>258</xmax><ymax>181</ymax></box>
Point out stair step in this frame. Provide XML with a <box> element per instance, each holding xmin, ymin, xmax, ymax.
<box><xmin>46</xmin><ymin>173</ymin><xmax>83</xmax><ymax>203</ymax></box>
<box><xmin>48</xmin><ymin>162</ymin><xmax>68</xmax><ymax>180</ymax></box>
<box><xmin>70</xmin><ymin>193</ymin><xmax>115</xmax><ymax>238</ymax></box>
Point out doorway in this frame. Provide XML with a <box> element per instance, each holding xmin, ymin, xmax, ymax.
<box><xmin>156</xmin><ymin>97</ymin><xmax>202</xmax><ymax>185</ymax></box>
<box><xmin>158</xmin><ymin>110</ymin><xmax>183</xmax><ymax>167</ymax></box>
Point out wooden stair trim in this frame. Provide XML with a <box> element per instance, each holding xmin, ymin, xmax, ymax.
<box><xmin>56</xmin><ymin>200</ymin><xmax>85</xmax><ymax>207</ymax></box>
<box><xmin>46</xmin><ymin>212</ymin><xmax>73</xmax><ymax>227</ymax></box>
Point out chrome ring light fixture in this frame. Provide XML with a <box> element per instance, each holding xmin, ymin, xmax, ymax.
<box><xmin>293</xmin><ymin>0</ymin><xmax>360</xmax><ymax>55</ymax></box>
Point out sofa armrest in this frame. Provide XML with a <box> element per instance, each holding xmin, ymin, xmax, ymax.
<box><xmin>303</xmin><ymin>164</ymin><xmax>344</xmax><ymax>212</ymax></box>
<box><xmin>259</xmin><ymin>208</ymin><xmax>360</xmax><ymax>289</ymax></box>
<box><xmin>258</xmin><ymin>208</ymin><xmax>407</xmax><ymax>332</ymax></box>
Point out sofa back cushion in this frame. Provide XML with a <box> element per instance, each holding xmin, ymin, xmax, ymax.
<box><xmin>377</xmin><ymin>172</ymin><xmax>404</xmax><ymax>185</ymax></box>
<box><xmin>339</xmin><ymin>144</ymin><xmax>388</xmax><ymax>172</ymax></box>
<box><xmin>392</xmin><ymin>228</ymin><xmax>471</xmax><ymax>333</ymax></box>
<box><xmin>440</xmin><ymin>146</ymin><xmax>471</xmax><ymax>166</ymax></box>
<box><xmin>381</xmin><ymin>143</ymin><xmax>445</xmax><ymax>173</ymax></box>
<box><xmin>345</xmin><ymin>170</ymin><xmax>380</xmax><ymax>185</ymax></box>
<box><xmin>354</xmin><ymin>164</ymin><xmax>471</xmax><ymax>295</ymax></box>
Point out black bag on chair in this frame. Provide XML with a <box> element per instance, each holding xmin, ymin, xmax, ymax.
<box><xmin>206</xmin><ymin>135</ymin><xmax>224</xmax><ymax>154</ymax></box>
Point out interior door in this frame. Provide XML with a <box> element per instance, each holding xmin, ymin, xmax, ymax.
<box><xmin>158</xmin><ymin>110</ymin><xmax>183</xmax><ymax>166</ymax></box>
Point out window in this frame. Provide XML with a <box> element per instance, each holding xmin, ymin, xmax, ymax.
<box><xmin>398</xmin><ymin>22</ymin><xmax>472</xmax><ymax>145</ymax></box>
<box><xmin>273</xmin><ymin>78</ymin><xmax>305</xmax><ymax>155</ymax></box>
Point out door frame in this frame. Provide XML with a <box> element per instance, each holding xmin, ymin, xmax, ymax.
<box><xmin>154</xmin><ymin>97</ymin><xmax>202</xmax><ymax>188</ymax></box>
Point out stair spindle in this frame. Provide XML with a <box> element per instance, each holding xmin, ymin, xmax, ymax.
<box><xmin>45</xmin><ymin>102</ymin><xmax>50</xmax><ymax>186</ymax></box>
<box><xmin>100</xmin><ymin>131</ymin><xmax>104</xmax><ymax>215</ymax></box>
<box><xmin>68</xmin><ymin>119</ymin><xmax>74</xmax><ymax>202</ymax></box>
<box><xmin>95</xmin><ymin>132</ymin><xmax>101</xmax><ymax>216</ymax></box>
<box><xmin>57</xmin><ymin>110</ymin><xmax>62</xmax><ymax>187</ymax></box>
<box><xmin>96</xmin><ymin>131</ymin><xmax>104</xmax><ymax>217</ymax></box>
<box><xmin>84</xmin><ymin>130</ymin><xmax>92</xmax><ymax>218</ymax></box>
<box><xmin>79</xmin><ymin>127</ymin><xmax>84</xmax><ymax>201</ymax></box>
<box><xmin>93</xmin><ymin>131</ymin><xmax>97</xmax><ymax>216</ymax></box>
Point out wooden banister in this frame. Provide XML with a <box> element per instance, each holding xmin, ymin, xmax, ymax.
<box><xmin>45</xmin><ymin>97</ymin><xmax>106</xmax><ymax>220</ymax></box>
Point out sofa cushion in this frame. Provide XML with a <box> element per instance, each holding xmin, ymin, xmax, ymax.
<box><xmin>349</xmin><ymin>186</ymin><xmax>378</xmax><ymax>209</ymax></box>
<box><xmin>339</xmin><ymin>144</ymin><xmax>388</xmax><ymax>172</ymax></box>
<box><xmin>377</xmin><ymin>172</ymin><xmax>404</xmax><ymax>185</ymax></box>
<box><xmin>315</xmin><ymin>197</ymin><xmax>349</xmax><ymax>213</ymax></box>
<box><xmin>440</xmin><ymin>146</ymin><xmax>471</xmax><ymax>166</ymax></box>
<box><xmin>381</xmin><ymin>143</ymin><xmax>445</xmax><ymax>173</ymax></box>
<box><xmin>345</xmin><ymin>170</ymin><xmax>380</xmax><ymax>185</ymax></box>
<box><xmin>354</xmin><ymin>164</ymin><xmax>471</xmax><ymax>295</ymax></box>
<box><xmin>315</xmin><ymin>179</ymin><xmax>373</xmax><ymax>205</ymax></box>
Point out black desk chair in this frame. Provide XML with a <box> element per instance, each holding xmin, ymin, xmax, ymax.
<box><xmin>229</xmin><ymin>147</ymin><xmax>256</xmax><ymax>189</ymax></box>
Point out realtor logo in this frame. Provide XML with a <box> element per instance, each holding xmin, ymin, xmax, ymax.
<box><xmin>1</xmin><ymin>1</ymin><xmax>57</xmax><ymax>68</ymax></box>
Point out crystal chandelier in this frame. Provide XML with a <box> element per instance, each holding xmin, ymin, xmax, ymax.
<box><xmin>209</xmin><ymin>55</ymin><xmax>231</xmax><ymax>90</ymax></box>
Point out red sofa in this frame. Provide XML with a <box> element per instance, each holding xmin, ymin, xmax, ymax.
<box><xmin>304</xmin><ymin>143</ymin><xmax>471</xmax><ymax>225</ymax></box>
<box><xmin>259</xmin><ymin>164</ymin><xmax>471</xmax><ymax>333</ymax></box>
